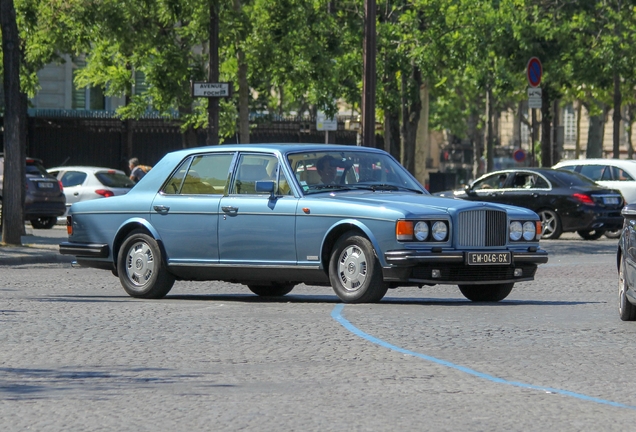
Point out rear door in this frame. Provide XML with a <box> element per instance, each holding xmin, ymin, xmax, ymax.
<box><xmin>500</xmin><ymin>172</ymin><xmax>551</xmax><ymax>212</ymax></box>
<box><xmin>58</xmin><ymin>170</ymin><xmax>89</xmax><ymax>206</ymax></box>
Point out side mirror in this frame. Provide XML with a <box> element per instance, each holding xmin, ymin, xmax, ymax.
<box><xmin>255</xmin><ymin>180</ymin><xmax>276</xmax><ymax>198</ymax></box>
<box><xmin>622</xmin><ymin>203</ymin><xmax>636</xmax><ymax>219</ymax></box>
<box><xmin>464</xmin><ymin>184</ymin><xmax>477</xmax><ymax>196</ymax></box>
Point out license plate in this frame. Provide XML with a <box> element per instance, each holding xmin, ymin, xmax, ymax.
<box><xmin>467</xmin><ymin>252</ymin><xmax>511</xmax><ymax>265</ymax></box>
<box><xmin>38</xmin><ymin>182</ymin><xmax>54</xmax><ymax>188</ymax></box>
<box><xmin>604</xmin><ymin>197</ymin><xmax>619</xmax><ymax>205</ymax></box>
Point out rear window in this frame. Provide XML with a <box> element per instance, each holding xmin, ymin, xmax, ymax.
<box><xmin>95</xmin><ymin>172</ymin><xmax>135</xmax><ymax>188</ymax></box>
<box><xmin>26</xmin><ymin>160</ymin><xmax>50</xmax><ymax>176</ymax></box>
<box><xmin>551</xmin><ymin>169</ymin><xmax>598</xmax><ymax>187</ymax></box>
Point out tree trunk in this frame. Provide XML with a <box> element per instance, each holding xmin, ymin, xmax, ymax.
<box><xmin>414</xmin><ymin>80</ymin><xmax>430</xmax><ymax>187</ymax></box>
<box><xmin>575</xmin><ymin>100</ymin><xmax>582</xmax><ymax>159</ymax></box>
<box><xmin>485</xmin><ymin>87</ymin><xmax>494</xmax><ymax>172</ymax></box>
<box><xmin>1</xmin><ymin>0</ymin><xmax>26</xmax><ymax>245</ymax></box>
<box><xmin>402</xmin><ymin>65</ymin><xmax>421</xmax><ymax>174</ymax></box>
<box><xmin>233</xmin><ymin>0</ymin><xmax>250</xmax><ymax>144</ymax></box>
<box><xmin>627</xmin><ymin>105</ymin><xmax>635</xmax><ymax>159</ymax></box>
<box><xmin>586</xmin><ymin>111</ymin><xmax>607</xmax><ymax>158</ymax></box>
<box><xmin>613</xmin><ymin>72</ymin><xmax>622</xmax><ymax>158</ymax></box>
<box><xmin>540</xmin><ymin>86</ymin><xmax>552</xmax><ymax>167</ymax></box>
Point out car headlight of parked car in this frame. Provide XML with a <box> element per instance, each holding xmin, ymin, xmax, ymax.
<box><xmin>396</xmin><ymin>220</ymin><xmax>449</xmax><ymax>242</ymax></box>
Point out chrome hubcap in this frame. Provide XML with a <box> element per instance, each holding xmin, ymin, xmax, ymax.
<box><xmin>337</xmin><ymin>245</ymin><xmax>367</xmax><ymax>292</ymax></box>
<box><xmin>540</xmin><ymin>211</ymin><xmax>556</xmax><ymax>237</ymax></box>
<box><xmin>125</xmin><ymin>241</ymin><xmax>155</xmax><ymax>287</ymax></box>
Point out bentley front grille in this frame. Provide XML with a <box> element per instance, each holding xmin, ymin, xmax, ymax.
<box><xmin>457</xmin><ymin>209</ymin><xmax>507</xmax><ymax>247</ymax></box>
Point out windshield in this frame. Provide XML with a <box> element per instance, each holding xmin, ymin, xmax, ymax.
<box><xmin>287</xmin><ymin>150</ymin><xmax>425</xmax><ymax>195</ymax></box>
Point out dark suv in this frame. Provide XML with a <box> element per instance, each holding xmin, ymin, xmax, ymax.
<box><xmin>0</xmin><ymin>154</ymin><xmax>66</xmax><ymax>229</ymax></box>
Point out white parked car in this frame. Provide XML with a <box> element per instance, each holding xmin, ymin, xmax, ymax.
<box><xmin>553</xmin><ymin>158</ymin><xmax>636</xmax><ymax>203</ymax></box>
<box><xmin>47</xmin><ymin>166</ymin><xmax>134</xmax><ymax>219</ymax></box>
<box><xmin>553</xmin><ymin>158</ymin><xmax>636</xmax><ymax>238</ymax></box>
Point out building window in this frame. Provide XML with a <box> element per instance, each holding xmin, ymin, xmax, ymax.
<box><xmin>563</xmin><ymin>104</ymin><xmax>577</xmax><ymax>145</ymax></box>
<box><xmin>72</xmin><ymin>58</ymin><xmax>105</xmax><ymax>110</ymax></box>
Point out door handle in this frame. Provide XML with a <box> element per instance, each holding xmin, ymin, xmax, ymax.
<box><xmin>222</xmin><ymin>206</ymin><xmax>239</xmax><ymax>213</ymax></box>
<box><xmin>532</xmin><ymin>193</ymin><xmax>539</xmax><ymax>198</ymax></box>
<box><xmin>73</xmin><ymin>192</ymin><xmax>79</xmax><ymax>196</ymax></box>
<box><xmin>153</xmin><ymin>205</ymin><xmax>170</xmax><ymax>214</ymax></box>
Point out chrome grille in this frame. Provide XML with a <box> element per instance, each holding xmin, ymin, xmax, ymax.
<box><xmin>458</xmin><ymin>209</ymin><xmax>507</xmax><ymax>247</ymax></box>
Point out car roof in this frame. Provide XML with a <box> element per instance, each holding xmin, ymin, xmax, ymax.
<box><xmin>48</xmin><ymin>166</ymin><xmax>127</xmax><ymax>174</ymax></box>
<box><xmin>553</xmin><ymin>158</ymin><xmax>636</xmax><ymax>168</ymax></box>
<box><xmin>164</xmin><ymin>143</ymin><xmax>383</xmax><ymax>159</ymax></box>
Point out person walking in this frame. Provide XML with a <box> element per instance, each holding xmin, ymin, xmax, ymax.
<box><xmin>129</xmin><ymin>157</ymin><xmax>152</xmax><ymax>183</ymax></box>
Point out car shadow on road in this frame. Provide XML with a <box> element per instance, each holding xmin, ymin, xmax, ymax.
<box><xmin>34</xmin><ymin>293</ymin><xmax>602</xmax><ymax>307</ymax></box>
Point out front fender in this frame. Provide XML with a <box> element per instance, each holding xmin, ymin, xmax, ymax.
<box><xmin>321</xmin><ymin>218</ymin><xmax>387</xmax><ymax>267</ymax></box>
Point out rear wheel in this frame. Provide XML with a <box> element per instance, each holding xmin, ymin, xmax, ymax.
<box><xmin>538</xmin><ymin>209</ymin><xmax>562</xmax><ymax>240</ymax></box>
<box><xmin>458</xmin><ymin>283</ymin><xmax>514</xmax><ymax>302</ymax></box>
<box><xmin>619</xmin><ymin>259</ymin><xmax>636</xmax><ymax>321</ymax></box>
<box><xmin>247</xmin><ymin>283</ymin><xmax>295</xmax><ymax>297</ymax></box>
<box><xmin>30</xmin><ymin>217</ymin><xmax>57</xmax><ymax>229</ymax></box>
<box><xmin>329</xmin><ymin>231</ymin><xmax>388</xmax><ymax>303</ymax></box>
<box><xmin>605</xmin><ymin>229</ymin><xmax>621</xmax><ymax>239</ymax></box>
<box><xmin>117</xmin><ymin>230</ymin><xmax>175</xmax><ymax>299</ymax></box>
<box><xmin>577</xmin><ymin>229</ymin><xmax>606</xmax><ymax>240</ymax></box>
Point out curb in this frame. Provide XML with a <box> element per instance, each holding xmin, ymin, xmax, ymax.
<box><xmin>0</xmin><ymin>248</ymin><xmax>75</xmax><ymax>266</ymax></box>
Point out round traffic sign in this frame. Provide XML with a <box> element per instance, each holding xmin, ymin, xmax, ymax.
<box><xmin>513</xmin><ymin>149</ymin><xmax>526</xmax><ymax>163</ymax></box>
<box><xmin>527</xmin><ymin>57</ymin><xmax>542</xmax><ymax>87</ymax></box>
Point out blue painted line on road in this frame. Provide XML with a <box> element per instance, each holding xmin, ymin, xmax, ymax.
<box><xmin>331</xmin><ymin>303</ymin><xmax>636</xmax><ymax>410</ymax></box>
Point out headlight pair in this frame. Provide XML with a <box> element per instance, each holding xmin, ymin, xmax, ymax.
<box><xmin>396</xmin><ymin>220</ymin><xmax>449</xmax><ymax>242</ymax></box>
<box><xmin>509</xmin><ymin>220</ymin><xmax>538</xmax><ymax>241</ymax></box>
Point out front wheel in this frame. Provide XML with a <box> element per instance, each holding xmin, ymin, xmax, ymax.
<box><xmin>329</xmin><ymin>231</ymin><xmax>388</xmax><ymax>303</ymax></box>
<box><xmin>577</xmin><ymin>229</ymin><xmax>605</xmax><ymax>240</ymax></box>
<box><xmin>247</xmin><ymin>283</ymin><xmax>295</xmax><ymax>297</ymax></box>
<box><xmin>458</xmin><ymin>283</ymin><xmax>514</xmax><ymax>302</ymax></box>
<box><xmin>30</xmin><ymin>217</ymin><xmax>57</xmax><ymax>229</ymax></box>
<box><xmin>605</xmin><ymin>229</ymin><xmax>621</xmax><ymax>239</ymax></box>
<box><xmin>117</xmin><ymin>230</ymin><xmax>175</xmax><ymax>299</ymax></box>
<box><xmin>618</xmin><ymin>259</ymin><xmax>636</xmax><ymax>321</ymax></box>
<box><xmin>538</xmin><ymin>209</ymin><xmax>562</xmax><ymax>240</ymax></box>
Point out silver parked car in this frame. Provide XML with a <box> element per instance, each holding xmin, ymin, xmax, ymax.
<box><xmin>47</xmin><ymin>166</ymin><xmax>135</xmax><ymax>218</ymax></box>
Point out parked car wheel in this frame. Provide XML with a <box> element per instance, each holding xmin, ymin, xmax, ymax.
<box><xmin>577</xmin><ymin>229</ymin><xmax>606</xmax><ymax>240</ymax></box>
<box><xmin>538</xmin><ymin>209</ymin><xmax>562</xmax><ymax>240</ymax></box>
<box><xmin>605</xmin><ymin>229</ymin><xmax>621</xmax><ymax>239</ymax></box>
<box><xmin>329</xmin><ymin>231</ymin><xmax>388</xmax><ymax>304</ymax></box>
<box><xmin>247</xmin><ymin>283</ymin><xmax>295</xmax><ymax>297</ymax></box>
<box><xmin>117</xmin><ymin>230</ymin><xmax>175</xmax><ymax>299</ymax></box>
<box><xmin>30</xmin><ymin>217</ymin><xmax>57</xmax><ymax>229</ymax></box>
<box><xmin>458</xmin><ymin>283</ymin><xmax>514</xmax><ymax>302</ymax></box>
<box><xmin>618</xmin><ymin>259</ymin><xmax>636</xmax><ymax>321</ymax></box>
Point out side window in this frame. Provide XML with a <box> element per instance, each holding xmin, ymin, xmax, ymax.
<box><xmin>473</xmin><ymin>173</ymin><xmax>504</xmax><ymax>190</ymax></box>
<box><xmin>162</xmin><ymin>153</ymin><xmax>233</xmax><ymax>195</ymax></box>
<box><xmin>61</xmin><ymin>171</ymin><xmax>87</xmax><ymax>187</ymax></box>
<box><xmin>231</xmin><ymin>154</ymin><xmax>278</xmax><ymax>194</ymax></box>
<box><xmin>611</xmin><ymin>166</ymin><xmax>634</xmax><ymax>181</ymax></box>
<box><xmin>579</xmin><ymin>165</ymin><xmax>604</xmax><ymax>181</ymax></box>
<box><xmin>278</xmin><ymin>169</ymin><xmax>294</xmax><ymax>196</ymax></box>
<box><xmin>533</xmin><ymin>175</ymin><xmax>550</xmax><ymax>188</ymax></box>
<box><xmin>601</xmin><ymin>166</ymin><xmax>612</xmax><ymax>180</ymax></box>
<box><xmin>512</xmin><ymin>174</ymin><xmax>529</xmax><ymax>188</ymax></box>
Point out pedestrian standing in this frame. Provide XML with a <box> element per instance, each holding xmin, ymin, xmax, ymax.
<box><xmin>129</xmin><ymin>157</ymin><xmax>152</xmax><ymax>183</ymax></box>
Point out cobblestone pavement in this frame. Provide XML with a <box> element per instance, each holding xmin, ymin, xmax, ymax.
<box><xmin>0</xmin><ymin>235</ymin><xmax>633</xmax><ymax>431</ymax></box>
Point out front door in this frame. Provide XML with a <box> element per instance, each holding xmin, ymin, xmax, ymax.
<box><xmin>218</xmin><ymin>153</ymin><xmax>298</xmax><ymax>265</ymax></box>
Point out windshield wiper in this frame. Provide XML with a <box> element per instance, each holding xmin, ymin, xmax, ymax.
<box><xmin>354</xmin><ymin>184</ymin><xmax>424</xmax><ymax>194</ymax></box>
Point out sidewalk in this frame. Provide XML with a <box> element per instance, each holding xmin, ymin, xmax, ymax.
<box><xmin>0</xmin><ymin>225</ymin><xmax>74</xmax><ymax>266</ymax></box>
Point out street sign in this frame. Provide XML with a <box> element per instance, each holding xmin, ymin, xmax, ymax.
<box><xmin>528</xmin><ymin>87</ymin><xmax>542</xmax><ymax>109</ymax></box>
<box><xmin>526</xmin><ymin>57</ymin><xmax>542</xmax><ymax>87</ymax></box>
<box><xmin>316</xmin><ymin>112</ymin><xmax>338</xmax><ymax>131</ymax></box>
<box><xmin>191</xmin><ymin>82</ymin><xmax>232</xmax><ymax>98</ymax></box>
<box><xmin>513</xmin><ymin>149</ymin><xmax>526</xmax><ymax>163</ymax></box>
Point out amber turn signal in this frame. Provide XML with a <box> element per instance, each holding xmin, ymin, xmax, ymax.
<box><xmin>396</xmin><ymin>220</ymin><xmax>413</xmax><ymax>241</ymax></box>
<box><xmin>66</xmin><ymin>216</ymin><xmax>73</xmax><ymax>235</ymax></box>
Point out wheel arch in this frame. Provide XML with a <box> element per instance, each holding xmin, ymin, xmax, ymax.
<box><xmin>112</xmin><ymin>218</ymin><xmax>165</xmax><ymax>266</ymax></box>
<box><xmin>320</xmin><ymin>220</ymin><xmax>383</xmax><ymax>271</ymax></box>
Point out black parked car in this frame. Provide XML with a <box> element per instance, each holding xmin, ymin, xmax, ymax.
<box><xmin>618</xmin><ymin>204</ymin><xmax>636</xmax><ymax>320</ymax></box>
<box><xmin>0</xmin><ymin>155</ymin><xmax>66</xmax><ymax>229</ymax></box>
<box><xmin>435</xmin><ymin>168</ymin><xmax>624</xmax><ymax>240</ymax></box>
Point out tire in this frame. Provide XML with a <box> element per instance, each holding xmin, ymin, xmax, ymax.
<box><xmin>328</xmin><ymin>231</ymin><xmax>388</xmax><ymax>303</ymax></box>
<box><xmin>605</xmin><ymin>229</ymin><xmax>621</xmax><ymax>239</ymax></box>
<box><xmin>538</xmin><ymin>209</ymin><xmax>562</xmax><ymax>240</ymax></box>
<box><xmin>577</xmin><ymin>229</ymin><xmax>606</xmax><ymax>240</ymax></box>
<box><xmin>458</xmin><ymin>283</ymin><xmax>514</xmax><ymax>302</ymax></box>
<box><xmin>247</xmin><ymin>283</ymin><xmax>295</xmax><ymax>297</ymax></box>
<box><xmin>117</xmin><ymin>230</ymin><xmax>175</xmax><ymax>299</ymax></box>
<box><xmin>30</xmin><ymin>217</ymin><xmax>57</xmax><ymax>229</ymax></box>
<box><xmin>618</xmin><ymin>259</ymin><xmax>636</xmax><ymax>321</ymax></box>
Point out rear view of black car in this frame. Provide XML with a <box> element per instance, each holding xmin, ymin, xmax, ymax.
<box><xmin>435</xmin><ymin>168</ymin><xmax>623</xmax><ymax>240</ymax></box>
<box><xmin>0</xmin><ymin>155</ymin><xmax>66</xmax><ymax>229</ymax></box>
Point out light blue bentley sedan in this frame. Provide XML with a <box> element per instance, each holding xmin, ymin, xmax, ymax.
<box><xmin>60</xmin><ymin>144</ymin><xmax>548</xmax><ymax>303</ymax></box>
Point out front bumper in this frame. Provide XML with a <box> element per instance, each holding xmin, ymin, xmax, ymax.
<box><xmin>383</xmin><ymin>249</ymin><xmax>548</xmax><ymax>285</ymax></box>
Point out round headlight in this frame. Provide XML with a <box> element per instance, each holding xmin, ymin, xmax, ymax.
<box><xmin>431</xmin><ymin>221</ymin><xmax>448</xmax><ymax>241</ymax></box>
<box><xmin>523</xmin><ymin>221</ymin><xmax>536</xmax><ymax>241</ymax></box>
<box><xmin>414</xmin><ymin>221</ymin><xmax>429</xmax><ymax>241</ymax></box>
<box><xmin>509</xmin><ymin>221</ymin><xmax>523</xmax><ymax>241</ymax></box>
